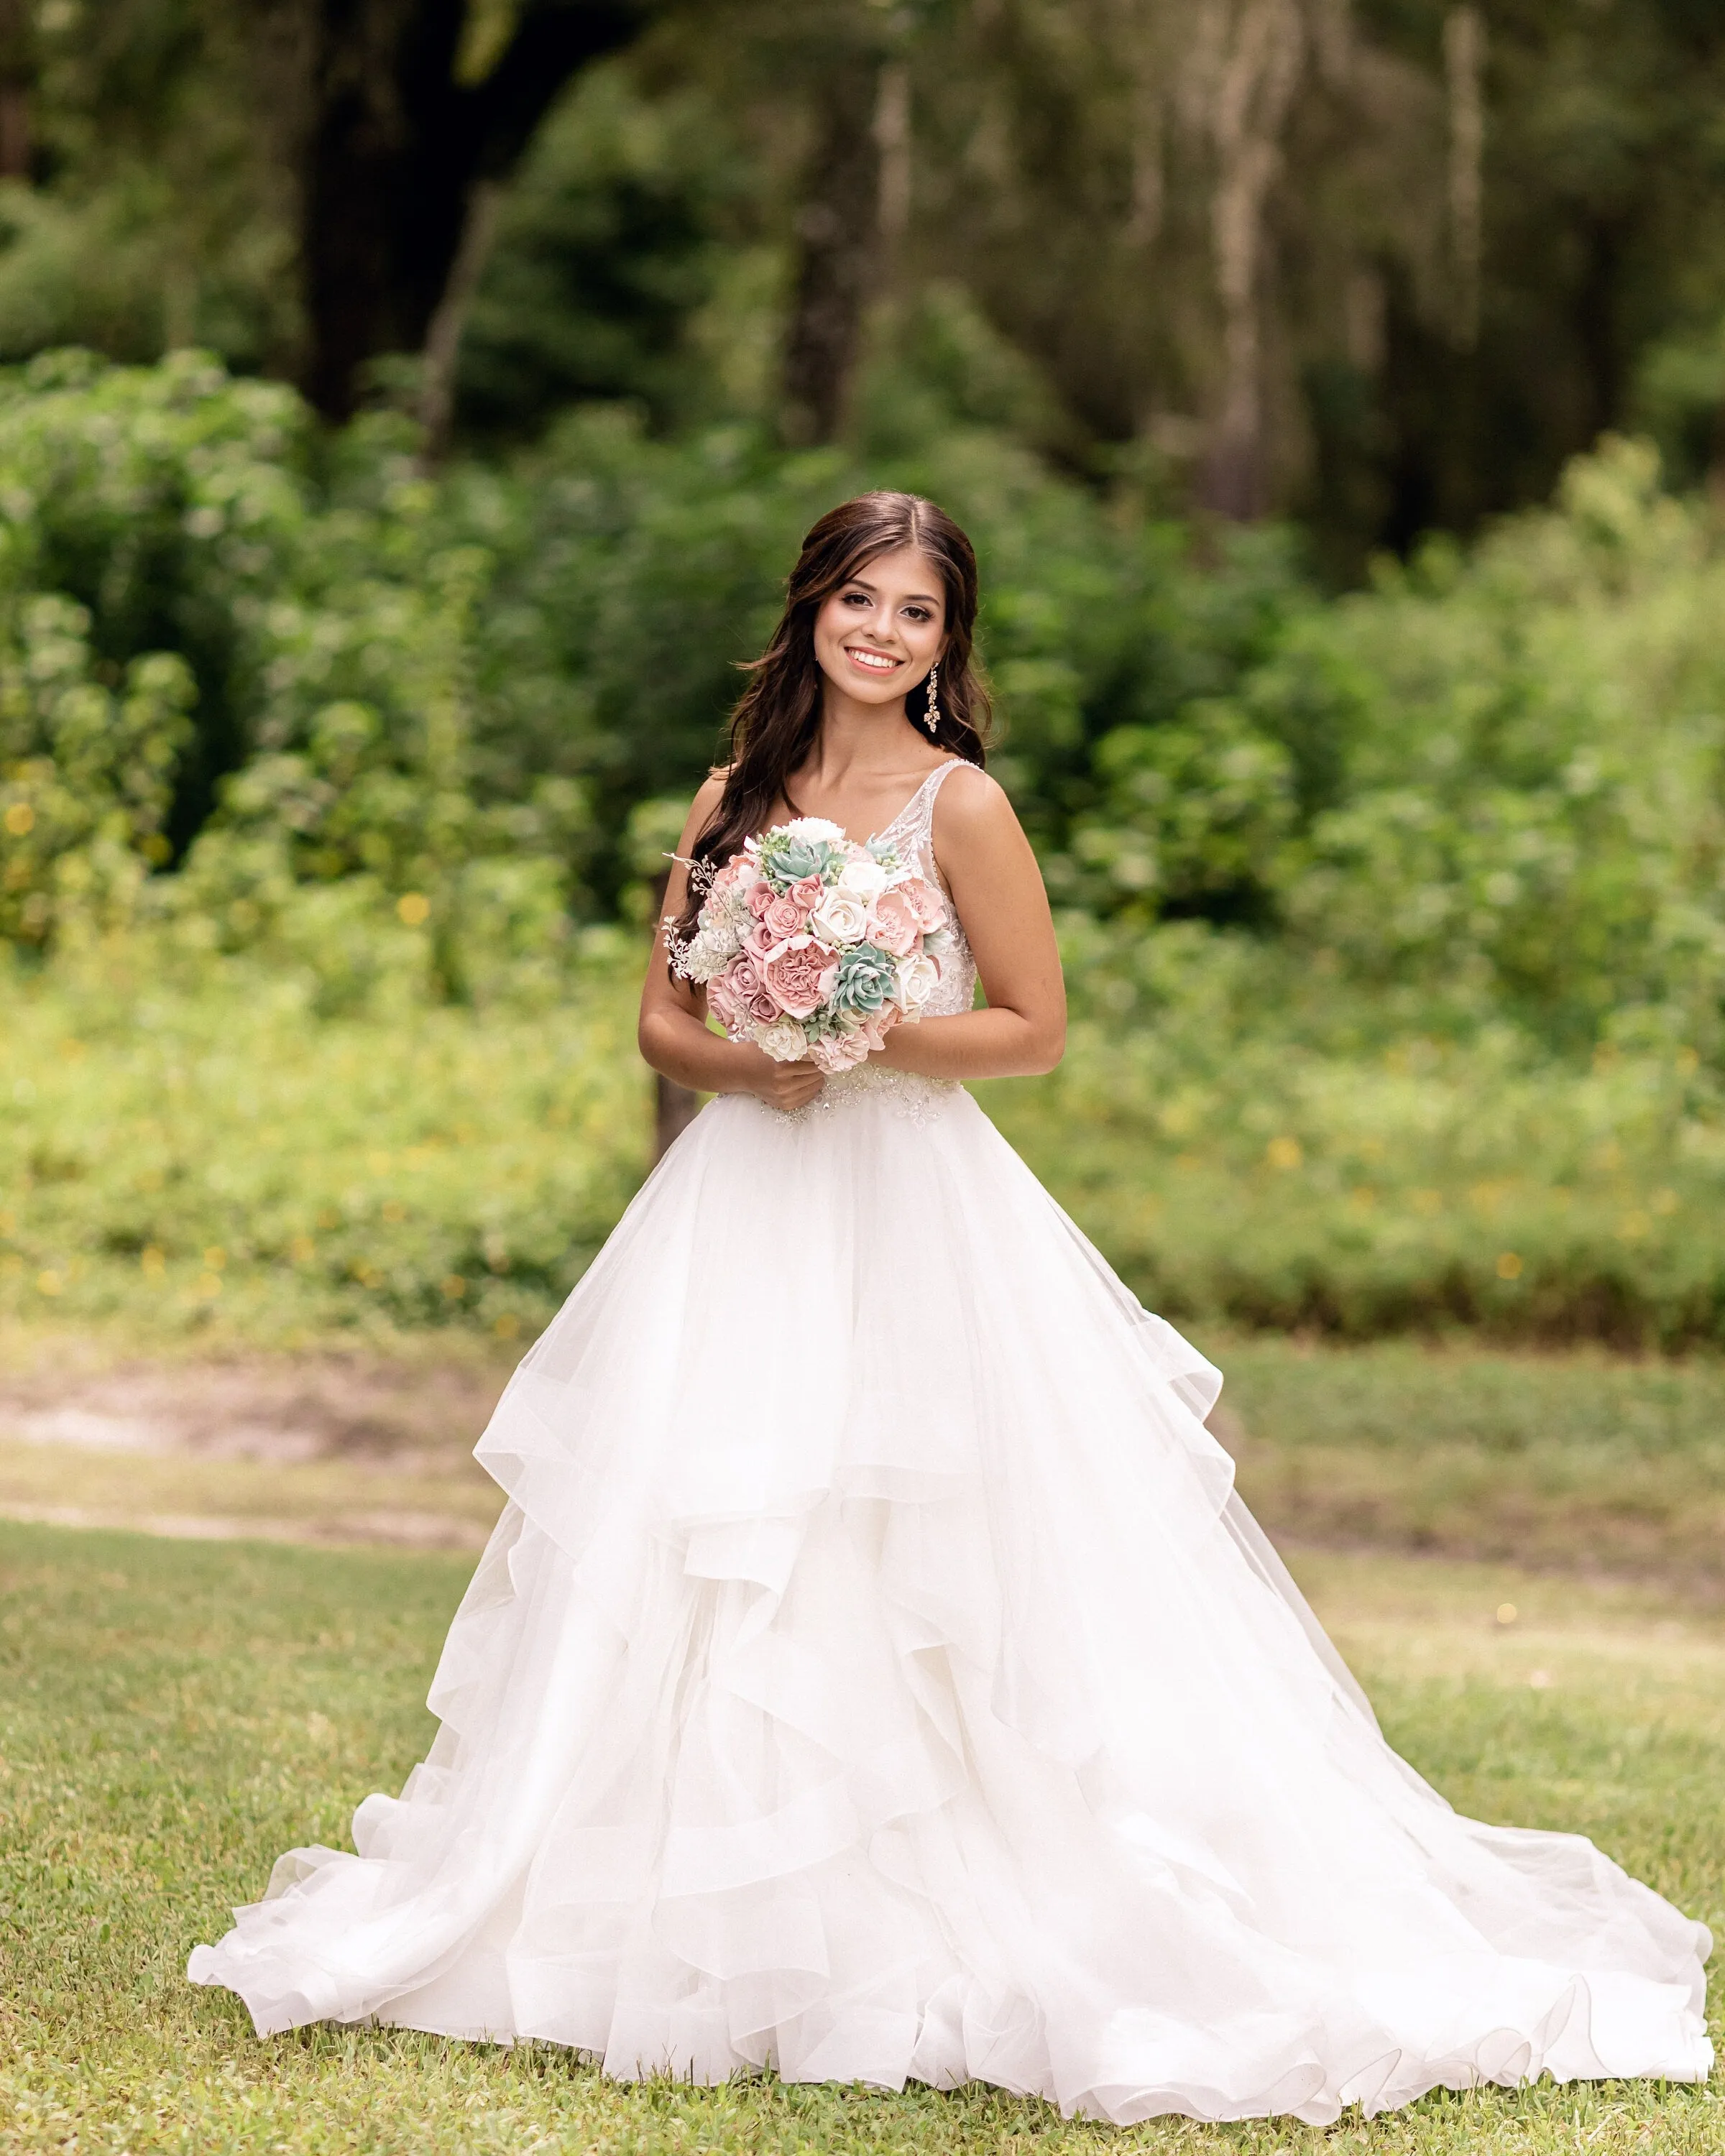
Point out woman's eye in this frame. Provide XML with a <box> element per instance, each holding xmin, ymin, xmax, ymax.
<box><xmin>903</xmin><ymin>607</ymin><xmax>931</xmax><ymax>622</ymax></box>
<box><xmin>842</xmin><ymin>591</ymin><xmax>870</xmax><ymax>607</ymax></box>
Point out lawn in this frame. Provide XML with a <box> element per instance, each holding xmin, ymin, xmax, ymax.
<box><xmin>0</xmin><ymin>1521</ymin><xmax>1719</xmax><ymax>2154</ymax></box>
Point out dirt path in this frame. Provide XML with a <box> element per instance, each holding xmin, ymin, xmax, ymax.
<box><xmin>0</xmin><ymin>1344</ymin><xmax>519</xmax><ymax>1549</ymax></box>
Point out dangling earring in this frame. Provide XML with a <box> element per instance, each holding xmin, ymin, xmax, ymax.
<box><xmin>924</xmin><ymin>660</ymin><xmax>940</xmax><ymax>736</ymax></box>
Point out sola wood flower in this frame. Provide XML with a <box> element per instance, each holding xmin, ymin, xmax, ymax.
<box><xmin>666</xmin><ymin>820</ymin><xmax>953</xmax><ymax>1067</ymax></box>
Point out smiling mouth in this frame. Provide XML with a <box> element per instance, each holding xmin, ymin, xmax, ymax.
<box><xmin>845</xmin><ymin>647</ymin><xmax>903</xmax><ymax>673</ymax></box>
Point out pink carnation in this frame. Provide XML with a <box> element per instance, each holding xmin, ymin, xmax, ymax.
<box><xmin>896</xmin><ymin>877</ymin><xmax>947</xmax><ymax>932</ymax></box>
<box><xmin>809</xmin><ymin>1030</ymin><xmax>871</xmax><ymax>1074</ymax></box>
<box><xmin>762</xmin><ymin>936</ymin><xmax>839</xmax><ymax>1018</ymax></box>
<box><xmin>866</xmin><ymin>888</ymin><xmax>921</xmax><ymax>957</ymax></box>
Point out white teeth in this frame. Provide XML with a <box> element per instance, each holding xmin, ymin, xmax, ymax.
<box><xmin>847</xmin><ymin>649</ymin><xmax>899</xmax><ymax>671</ymax></box>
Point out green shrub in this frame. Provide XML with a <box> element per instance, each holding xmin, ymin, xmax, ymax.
<box><xmin>0</xmin><ymin>597</ymin><xmax>193</xmax><ymax>948</ymax></box>
<box><xmin>986</xmin><ymin>915</ymin><xmax>1725</xmax><ymax>1349</ymax></box>
<box><xmin>0</xmin><ymin>928</ymin><xmax>648</xmax><ymax>1343</ymax></box>
<box><xmin>0</xmin><ymin>358</ymin><xmax>592</xmax><ymax>989</ymax></box>
<box><xmin>1258</xmin><ymin>439</ymin><xmax>1725</xmax><ymax>1054</ymax></box>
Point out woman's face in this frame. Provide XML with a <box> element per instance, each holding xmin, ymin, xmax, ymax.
<box><xmin>811</xmin><ymin>546</ymin><xmax>948</xmax><ymax>709</ymax></box>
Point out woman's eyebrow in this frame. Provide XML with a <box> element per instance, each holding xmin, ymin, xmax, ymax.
<box><xmin>843</xmin><ymin>577</ymin><xmax>940</xmax><ymax>604</ymax></box>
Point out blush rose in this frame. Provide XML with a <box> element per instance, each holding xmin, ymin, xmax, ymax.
<box><xmin>896</xmin><ymin>877</ymin><xmax>947</xmax><ymax>932</ymax></box>
<box><xmin>706</xmin><ymin>968</ymin><xmax>748</xmax><ymax>1033</ymax></box>
<box><xmin>762</xmin><ymin>892</ymin><xmax>808</xmax><ymax>941</ymax></box>
<box><xmin>866</xmin><ymin>888</ymin><xmax>921</xmax><ymax>957</ymax></box>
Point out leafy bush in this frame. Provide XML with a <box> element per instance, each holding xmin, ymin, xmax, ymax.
<box><xmin>0</xmin><ymin>930</ymin><xmax>648</xmax><ymax>1342</ymax></box>
<box><xmin>1260</xmin><ymin>439</ymin><xmax>1725</xmax><ymax>1054</ymax></box>
<box><xmin>464</xmin><ymin>401</ymin><xmax>1309</xmax><ymax>905</ymax></box>
<box><xmin>988</xmin><ymin>913</ymin><xmax>1725</xmax><ymax>1349</ymax></box>
<box><xmin>0</xmin><ymin>597</ymin><xmax>193</xmax><ymax>947</ymax></box>
<box><xmin>0</xmin><ymin>356</ymin><xmax>592</xmax><ymax>991</ymax></box>
<box><xmin>8</xmin><ymin>916</ymin><xmax>1725</xmax><ymax>1352</ymax></box>
<box><xmin>0</xmin><ymin>347</ymin><xmax>309</xmax><ymax>846</ymax></box>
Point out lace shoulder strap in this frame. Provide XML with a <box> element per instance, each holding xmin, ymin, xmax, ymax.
<box><xmin>885</xmin><ymin>757</ymin><xmax>967</xmax><ymax>864</ymax></box>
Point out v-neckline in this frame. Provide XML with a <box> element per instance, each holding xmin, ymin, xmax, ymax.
<box><xmin>866</xmin><ymin>759</ymin><xmax>959</xmax><ymax>845</ymax></box>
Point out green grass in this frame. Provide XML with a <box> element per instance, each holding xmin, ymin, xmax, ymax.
<box><xmin>0</xmin><ymin>1522</ymin><xmax>1720</xmax><ymax>2152</ymax></box>
<box><xmin>1217</xmin><ymin>1335</ymin><xmax>1725</xmax><ymax>1589</ymax></box>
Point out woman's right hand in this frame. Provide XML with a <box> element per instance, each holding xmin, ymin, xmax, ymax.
<box><xmin>730</xmin><ymin>1046</ymin><xmax>826</xmax><ymax>1112</ymax></box>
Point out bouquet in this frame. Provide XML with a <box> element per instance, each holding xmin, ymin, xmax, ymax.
<box><xmin>668</xmin><ymin>816</ymin><xmax>954</xmax><ymax>1073</ymax></box>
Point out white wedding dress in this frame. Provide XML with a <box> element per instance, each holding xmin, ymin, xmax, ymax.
<box><xmin>190</xmin><ymin>763</ymin><xmax>1713</xmax><ymax>2124</ymax></box>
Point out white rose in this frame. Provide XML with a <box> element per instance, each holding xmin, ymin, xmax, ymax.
<box><xmin>837</xmin><ymin>858</ymin><xmax>889</xmax><ymax>900</ymax></box>
<box><xmin>681</xmin><ymin>923</ymin><xmax>738</xmax><ymax>982</ymax></box>
<box><xmin>809</xmin><ymin>890</ymin><xmax>870</xmax><ymax>946</ymax></box>
<box><xmin>755</xmin><ymin>1018</ymin><xmax>809</xmax><ymax>1062</ymax></box>
<box><xmin>896</xmin><ymin>952</ymin><xmax>940</xmax><ymax>1010</ymax></box>
<box><xmin>783</xmin><ymin>816</ymin><xmax>845</xmax><ymax>844</ymax></box>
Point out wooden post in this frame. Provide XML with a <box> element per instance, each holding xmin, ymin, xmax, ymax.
<box><xmin>656</xmin><ymin>1072</ymin><xmax>700</xmax><ymax>1159</ymax></box>
<box><xmin>652</xmin><ymin>867</ymin><xmax>700</xmax><ymax>1160</ymax></box>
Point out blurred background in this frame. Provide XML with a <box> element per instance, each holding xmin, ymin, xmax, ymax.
<box><xmin>5</xmin><ymin>25</ymin><xmax>1725</xmax><ymax>2127</ymax></box>
<box><xmin>4</xmin><ymin>0</ymin><xmax>1725</xmax><ymax>1577</ymax></box>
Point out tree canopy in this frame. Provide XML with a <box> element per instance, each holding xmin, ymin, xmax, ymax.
<box><xmin>0</xmin><ymin>0</ymin><xmax>1721</xmax><ymax>568</ymax></box>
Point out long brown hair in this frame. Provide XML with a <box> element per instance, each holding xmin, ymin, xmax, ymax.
<box><xmin>674</xmin><ymin>491</ymin><xmax>993</xmax><ymax>936</ymax></box>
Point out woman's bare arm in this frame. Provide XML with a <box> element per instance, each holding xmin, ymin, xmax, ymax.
<box><xmin>637</xmin><ymin>778</ymin><xmax>827</xmax><ymax>1112</ymax></box>
<box><xmin>875</xmin><ymin>768</ymin><xmax>1067</xmax><ymax>1080</ymax></box>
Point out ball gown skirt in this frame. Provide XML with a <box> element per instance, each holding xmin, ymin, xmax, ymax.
<box><xmin>189</xmin><ymin>1069</ymin><xmax>1714</xmax><ymax>2124</ymax></box>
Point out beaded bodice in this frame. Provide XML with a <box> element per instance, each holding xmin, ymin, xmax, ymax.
<box><xmin>788</xmin><ymin>760</ymin><xmax>974</xmax><ymax>1124</ymax></box>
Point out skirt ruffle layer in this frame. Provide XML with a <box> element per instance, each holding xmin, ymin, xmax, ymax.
<box><xmin>190</xmin><ymin>1082</ymin><xmax>1712</xmax><ymax>2124</ymax></box>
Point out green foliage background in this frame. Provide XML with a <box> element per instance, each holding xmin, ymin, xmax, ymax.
<box><xmin>4</xmin><ymin>353</ymin><xmax>1725</xmax><ymax>1345</ymax></box>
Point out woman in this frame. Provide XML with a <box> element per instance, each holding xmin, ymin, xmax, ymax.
<box><xmin>191</xmin><ymin>492</ymin><xmax>1711</xmax><ymax>2125</ymax></box>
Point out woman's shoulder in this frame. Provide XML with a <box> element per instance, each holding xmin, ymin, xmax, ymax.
<box><xmin>930</xmin><ymin>758</ymin><xmax>1012</xmax><ymax>829</ymax></box>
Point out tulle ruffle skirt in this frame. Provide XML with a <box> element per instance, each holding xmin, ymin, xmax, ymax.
<box><xmin>190</xmin><ymin>1071</ymin><xmax>1713</xmax><ymax>2123</ymax></box>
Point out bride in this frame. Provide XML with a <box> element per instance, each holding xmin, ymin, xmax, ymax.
<box><xmin>190</xmin><ymin>491</ymin><xmax>1712</xmax><ymax>2124</ymax></box>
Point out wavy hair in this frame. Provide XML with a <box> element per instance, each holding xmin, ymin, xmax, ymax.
<box><xmin>673</xmin><ymin>491</ymin><xmax>992</xmax><ymax>937</ymax></box>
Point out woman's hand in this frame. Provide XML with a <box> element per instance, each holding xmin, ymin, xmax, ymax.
<box><xmin>734</xmin><ymin>1049</ymin><xmax>826</xmax><ymax>1112</ymax></box>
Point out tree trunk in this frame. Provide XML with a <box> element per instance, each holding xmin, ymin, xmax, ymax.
<box><xmin>1443</xmin><ymin>4</ymin><xmax>1485</xmax><ymax>352</ymax></box>
<box><xmin>781</xmin><ymin>65</ymin><xmax>882</xmax><ymax>448</ymax></box>
<box><xmin>1197</xmin><ymin>0</ymin><xmax>1303</xmax><ymax>520</ymax></box>
<box><xmin>0</xmin><ymin>0</ymin><xmax>32</xmax><ymax>180</ymax></box>
<box><xmin>249</xmin><ymin>0</ymin><xmax>640</xmax><ymax>423</ymax></box>
<box><xmin>418</xmin><ymin>176</ymin><xmax>505</xmax><ymax>465</ymax></box>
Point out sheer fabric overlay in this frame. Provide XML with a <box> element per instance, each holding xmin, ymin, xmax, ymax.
<box><xmin>190</xmin><ymin>766</ymin><xmax>1712</xmax><ymax>2124</ymax></box>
